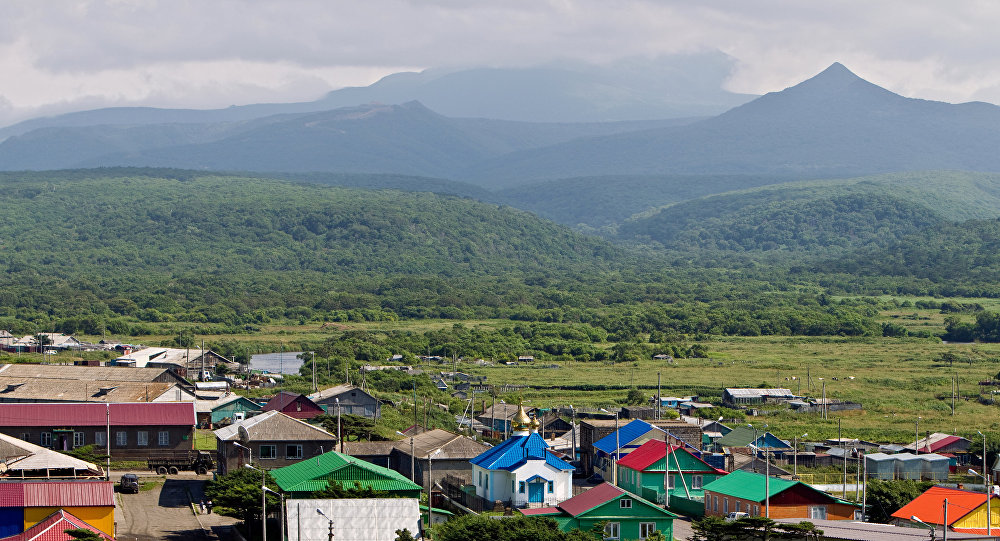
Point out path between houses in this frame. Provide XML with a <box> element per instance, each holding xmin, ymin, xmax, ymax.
<box><xmin>115</xmin><ymin>474</ymin><xmax>239</xmax><ymax>541</ymax></box>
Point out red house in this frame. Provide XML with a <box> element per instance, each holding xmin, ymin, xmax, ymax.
<box><xmin>262</xmin><ymin>391</ymin><xmax>324</xmax><ymax>419</ymax></box>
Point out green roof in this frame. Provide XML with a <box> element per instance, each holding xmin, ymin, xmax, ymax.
<box><xmin>271</xmin><ymin>450</ymin><xmax>422</xmax><ymax>494</ymax></box>
<box><xmin>702</xmin><ymin>470</ymin><xmax>804</xmax><ymax>502</ymax></box>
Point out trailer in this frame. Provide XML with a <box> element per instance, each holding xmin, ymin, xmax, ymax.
<box><xmin>147</xmin><ymin>450</ymin><xmax>215</xmax><ymax>475</ymax></box>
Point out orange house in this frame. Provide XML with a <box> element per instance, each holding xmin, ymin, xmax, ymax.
<box><xmin>703</xmin><ymin>470</ymin><xmax>860</xmax><ymax>521</ymax></box>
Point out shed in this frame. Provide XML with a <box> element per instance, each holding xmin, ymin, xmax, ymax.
<box><xmin>864</xmin><ymin>453</ymin><xmax>896</xmax><ymax>480</ymax></box>
<box><xmin>920</xmin><ymin>453</ymin><xmax>950</xmax><ymax>481</ymax></box>
<box><xmin>894</xmin><ymin>453</ymin><xmax>925</xmax><ymax>480</ymax></box>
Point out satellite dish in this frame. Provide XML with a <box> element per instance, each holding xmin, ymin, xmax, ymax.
<box><xmin>238</xmin><ymin>425</ymin><xmax>250</xmax><ymax>444</ymax></box>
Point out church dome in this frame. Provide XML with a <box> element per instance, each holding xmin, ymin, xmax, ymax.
<box><xmin>512</xmin><ymin>404</ymin><xmax>532</xmax><ymax>432</ymax></box>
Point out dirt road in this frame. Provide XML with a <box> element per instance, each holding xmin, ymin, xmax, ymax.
<box><xmin>115</xmin><ymin>475</ymin><xmax>238</xmax><ymax>541</ymax></box>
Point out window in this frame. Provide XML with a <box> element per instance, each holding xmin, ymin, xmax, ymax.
<box><xmin>478</xmin><ymin>471</ymin><xmax>482</xmax><ymax>485</ymax></box>
<box><xmin>512</xmin><ymin>480</ymin><xmax>515</xmax><ymax>493</ymax></box>
<box><xmin>854</xmin><ymin>509</ymin><xmax>863</xmax><ymax>520</ymax></box>
<box><xmin>137</xmin><ymin>431</ymin><xmax>149</xmax><ymax>447</ymax></box>
<box><xmin>723</xmin><ymin>498</ymin><xmax>729</xmax><ymax>514</ymax></box>
<box><xmin>19</xmin><ymin>433</ymin><xmax>29</xmax><ymax>442</ymax></box>
<box><xmin>603</xmin><ymin>522</ymin><xmax>620</xmax><ymax>540</ymax></box>
<box><xmin>692</xmin><ymin>475</ymin><xmax>703</xmax><ymax>489</ymax></box>
<box><xmin>485</xmin><ymin>475</ymin><xmax>488</xmax><ymax>489</ymax></box>
<box><xmin>809</xmin><ymin>506</ymin><xmax>827</xmax><ymax>520</ymax></box>
<box><xmin>39</xmin><ymin>433</ymin><xmax>51</xmax><ymax>447</ymax></box>
<box><xmin>519</xmin><ymin>481</ymin><xmax>525</xmax><ymax>494</ymax></box>
<box><xmin>639</xmin><ymin>523</ymin><xmax>657</xmax><ymax>539</ymax></box>
<box><xmin>73</xmin><ymin>432</ymin><xmax>85</xmax><ymax>447</ymax></box>
<box><xmin>259</xmin><ymin>445</ymin><xmax>277</xmax><ymax>459</ymax></box>
<box><xmin>754</xmin><ymin>505</ymin><xmax>760</xmax><ymax>516</ymax></box>
<box><xmin>158</xmin><ymin>431</ymin><xmax>169</xmax><ymax>446</ymax></box>
<box><xmin>735</xmin><ymin>501</ymin><xmax>742</xmax><ymax>513</ymax></box>
<box><xmin>116</xmin><ymin>431</ymin><xmax>127</xmax><ymax>446</ymax></box>
<box><xmin>619</xmin><ymin>498</ymin><xmax>632</xmax><ymax>509</ymax></box>
<box><xmin>713</xmin><ymin>495</ymin><xmax>718</xmax><ymax>512</ymax></box>
<box><xmin>94</xmin><ymin>432</ymin><xmax>106</xmax><ymax>447</ymax></box>
<box><xmin>547</xmin><ymin>481</ymin><xmax>554</xmax><ymax>493</ymax></box>
<box><xmin>666</xmin><ymin>474</ymin><xmax>674</xmax><ymax>489</ymax></box>
<box><xmin>285</xmin><ymin>444</ymin><xmax>303</xmax><ymax>459</ymax></box>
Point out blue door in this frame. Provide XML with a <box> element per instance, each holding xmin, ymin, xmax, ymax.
<box><xmin>528</xmin><ymin>481</ymin><xmax>544</xmax><ymax>503</ymax></box>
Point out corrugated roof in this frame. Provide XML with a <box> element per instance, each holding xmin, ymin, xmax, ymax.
<box><xmin>271</xmin><ymin>450</ymin><xmax>421</xmax><ymax>494</ymax></box>
<box><xmin>702</xmin><ymin>470</ymin><xmax>844</xmax><ymax>505</ymax></box>
<box><xmin>23</xmin><ymin>481</ymin><xmax>114</xmax><ymax>507</ymax></box>
<box><xmin>0</xmin><ymin>402</ymin><xmax>195</xmax><ymax>427</ymax></box>
<box><xmin>0</xmin><ymin>363</ymin><xmax>179</xmax><ymax>383</ymax></box>
<box><xmin>0</xmin><ymin>484</ymin><xmax>24</xmax><ymax>507</ymax></box>
<box><xmin>560</xmin><ymin>482</ymin><xmax>625</xmax><ymax>516</ymax></box>
<box><xmin>309</xmin><ymin>384</ymin><xmax>369</xmax><ymax>402</ymax></box>
<box><xmin>616</xmin><ymin>439</ymin><xmax>720</xmax><ymax>473</ymax></box>
<box><xmin>593</xmin><ymin>419</ymin><xmax>663</xmax><ymax>454</ymax></box>
<box><xmin>0</xmin><ymin>378</ymin><xmax>184</xmax><ymax>403</ymax></box>
<box><xmin>0</xmin><ymin>433</ymin><xmax>101</xmax><ymax>475</ymax></box>
<box><xmin>891</xmin><ymin>486</ymin><xmax>992</xmax><ymax>525</ymax></box>
<box><xmin>470</xmin><ymin>432</ymin><xmax>573</xmax><ymax>472</ymax></box>
<box><xmin>262</xmin><ymin>392</ymin><xmax>324</xmax><ymax>418</ymax></box>
<box><xmin>725</xmin><ymin>388</ymin><xmax>793</xmax><ymax>397</ymax></box>
<box><xmin>396</xmin><ymin>429</ymin><xmax>489</xmax><ymax>460</ymax></box>
<box><xmin>214</xmin><ymin>411</ymin><xmax>335</xmax><ymax>442</ymax></box>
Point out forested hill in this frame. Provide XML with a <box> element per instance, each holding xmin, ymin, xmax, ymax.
<box><xmin>616</xmin><ymin>171</ymin><xmax>1000</xmax><ymax>254</ymax></box>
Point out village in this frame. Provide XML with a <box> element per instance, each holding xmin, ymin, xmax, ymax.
<box><xmin>0</xmin><ymin>332</ymin><xmax>993</xmax><ymax>540</ymax></box>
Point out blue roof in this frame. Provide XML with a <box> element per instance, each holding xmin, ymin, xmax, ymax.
<box><xmin>594</xmin><ymin>419</ymin><xmax>663</xmax><ymax>454</ymax></box>
<box><xmin>471</xmin><ymin>432</ymin><xmax>574</xmax><ymax>472</ymax></box>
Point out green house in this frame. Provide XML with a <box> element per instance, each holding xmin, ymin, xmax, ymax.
<box><xmin>520</xmin><ymin>482</ymin><xmax>676</xmax><ymax>541</ymax></box>
<box><xmin>198</xmin><ymin>395</ymin><xmax>262</xmax><ymax>427</ymax></box>
<box><xmin>270</xmin><ymin>450</ymin><xmax>423</xmax><ymax>498</ymax></box>
<box><xmin>615</xmin><ymin>439</ymin><xmax>725</xmax><ymax>509</ymax></box>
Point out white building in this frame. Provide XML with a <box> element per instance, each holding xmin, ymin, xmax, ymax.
<box><xmin>469</xmin><ymin>404</ymin><xmax>574</xmax><ymax>507</ymax></box>
<box><xmin>286</xmin><ymin>498</ymin><xmax>419</xmax><ymax>541</ymax></box>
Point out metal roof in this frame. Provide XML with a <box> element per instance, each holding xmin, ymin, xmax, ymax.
<box><xmin>470</xmin><ymin>432</ymin><xmax>573</xmax><ymax>472</ymax></box>
<box><xmin>270</xmin><ymin>450</ymin><xmax>421</xmax><ymax>494</ymax></box>
<box><xmin>262</xmin><ymin>392</ymin><xmax>324</xmax><ymax>418</ymax></box>
<box><xmin>593</xmin><ymin>419</ymin><xmax>663</xmax><ymax>454</ymax></box>
<box><xmin>0</xmin><ymin>363</ymin><xmax>180</xmax><ymax>383</ymax></box>
<box><xmin>13</xmin><ymin>508</ymin><xmax>114</xmax><ymax>541</ymax></box>
<box><xmin>395</xmin><ymin>429</ymin><xmax>489</xmax><ymax>460</ymax></box>
<box><xmin>0</xmin><ymin>402</ymin><xmax>195</xmax><ymax>427</ymax></box>
<box><xmin>702</xmin><ymin>470</ymin><xmax>848</xmax><ymax>505</ymax></box>
<box><xmin>22</xmin><ymin>481</ymin><xmax>115</xmax><ymax>507</ymax></box>
<box><xmin>523</xmin><ymin>482</ymin><xmax>678</xmax><ymax>519</ymax></box>
<box><xmin>891</xmin><ymin>486</ymin><xmax>994</xmax><ymax>526</ymax></box>
<box><xmin>616</xmin><ymin>439</ymin><xmax>721</xmax><ymax>473</ymax></box>
<box><xmin>724</xmin><ymin>388</ymin><xmax>793</xmax><ymax>397</ymax></box>
<box><xmin>0</xmin><ymin>378</ymin><xmax>185</xmax><ymax>403</ymax></box>
<box><xmin>0</xmin><ymin>483</ymin><xmax>24</xmax><ymax>507</ymax></box>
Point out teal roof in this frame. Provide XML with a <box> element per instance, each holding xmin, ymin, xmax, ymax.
<box><xmin>702</xmin><ymin>470</ymin><xmax>852</xmax><ymax>506</ymax></box>
<box><xmin>271</xmin><ymin>450</ymin><xmax>422</xmax><ymax>494</ymax></box>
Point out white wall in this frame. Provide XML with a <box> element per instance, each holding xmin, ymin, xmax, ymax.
<box><xmin>286</xmin><ymin>498</ymin><xmax>420</xmax><ymax>541</ymax></box>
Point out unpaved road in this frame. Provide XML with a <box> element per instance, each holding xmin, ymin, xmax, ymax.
<box><xmin>115</xmin><ymin>474</ymin><xmax>238</xmax><ymax>541</ymax></box>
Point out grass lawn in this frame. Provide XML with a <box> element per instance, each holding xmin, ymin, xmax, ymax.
<box><xmin>194</xmin><ymin>429</ymin><xmax>216</xmax><ymax>451</ymax></box>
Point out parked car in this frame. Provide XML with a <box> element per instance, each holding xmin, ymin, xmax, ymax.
<box><xmin>119</xmin><ymin>473</ymin><xmax>140</xmax><ymax>494</ymax></box>
<box><xmin>725</xmin><ymin>512</ymin><xmax>749</xmax><ymax>522</ymax></box>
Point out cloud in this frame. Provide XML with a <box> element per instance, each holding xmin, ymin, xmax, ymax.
<box><xmin>3</xmin><ymin>0</ymin><xmax>1000</xmax><ymax>122</ymax></box>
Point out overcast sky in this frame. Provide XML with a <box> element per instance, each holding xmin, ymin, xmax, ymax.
<box><xmin>2</xmin><ymin>1</ymin><xmax>1000</xmax><ymax>126</ymax></box>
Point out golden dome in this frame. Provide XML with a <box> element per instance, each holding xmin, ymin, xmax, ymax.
<box><xmin>528</xmin><ymin>415</ymin><xmax>541</xmax><ymax>432</ymax></box>
<box><xmin>512</xmin><ymin>403</ymin><xmax>532</xmax><ymax>432</ymax></box>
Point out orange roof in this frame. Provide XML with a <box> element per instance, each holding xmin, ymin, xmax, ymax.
<box><xmin>891</xmin><ymin>486</ymin><xmax>994</xmax><ymax>525</ymax></box>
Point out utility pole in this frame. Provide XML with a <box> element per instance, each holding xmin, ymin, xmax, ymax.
<box><xmin>657</xmin><ymin>372</ymin><xmax>661</xmax><ymax>420</ymax></box>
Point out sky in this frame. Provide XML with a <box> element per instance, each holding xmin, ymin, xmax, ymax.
<box><xmin>2</xmin><ymin>1</ymin><xmax>1000</xmax><ymax>126</ymax></box>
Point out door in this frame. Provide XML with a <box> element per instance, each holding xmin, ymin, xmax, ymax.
<box><xmin>528</xmin><ymin>481</ymin><xmax>544</xmax><ymax>503</ymax></box>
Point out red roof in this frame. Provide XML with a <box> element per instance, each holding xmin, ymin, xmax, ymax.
<box><xmin>0</xmin><ymin>402</ymin><xmax>195</xmax><ymax>427</ymax></box>
<box><xmin>518</xmin><ymin>507</ymin><xmax>562</xmax><ymax>516</ymax></box>
<box><xmin>23</xmin><ymin>481</ymin><xmax>115</xmax><ymax>507</ymax></box>
<box><xmin>891</xmin><ymin>486</ymin><xmax>994</xmax><ymax>525</ymax></box>
<box><xmin>263</xmin><ymin>392</ymin><xmax>324</xmax><ymax>419</ymax></box>
<box><xmin>558</xmin><ymin>483</ymin><xmax>625</xmax><ymax>516</ymax></box>
<box><xmin>929</xmin><ymin>435</ymin><xmax>963</xmax><ymax>452</ymax></box>
<box><xmin>616</xmin><ymin>439</ymin><xmax>722</xmax><ymax>473</ymax></box>
<box><xmin>0</xmin><ymin>509</ymin><xmax>113</xmax><ymax>541</ymax></box>
<box><xmin>0</xmin><ymin>484</ymin><xmax>24</xmax><ymax>507</ymax></box>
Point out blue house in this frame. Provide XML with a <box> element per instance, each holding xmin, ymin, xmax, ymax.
<box><xmin>593</xmin><ymin>419</ymin><xmax>667</xmax><ymax>482</ymax></box>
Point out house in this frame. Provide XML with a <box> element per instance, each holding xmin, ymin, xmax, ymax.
<box><xmin>0</xmin><ymin>378</ymin><xmax>195</xmax><ymax>403</ymax></box>
<box><xmin>0</xmin><ymin>481</ymin><xmax>115</xmax><ymax>539</ymax></box>
<box><xmin>476</xmin><ymin>403</ymin><xmax>539</xmax><ymax>436</ymax></box>
<box><xmin>905</xmin><ymin>432</ymin><xmax>973</xmax><ymax>463</ymax></box>
<box><xmin>716</xmin><ymin>426</ymin><xmax>792</xmax><ymax>455</ymax></box>
<box><xmin>722</xmin><ymin>388</ymin><xmax>795</xmax><ymax>408</ymax></box>
<box><xmin>519</xmin><ymin>482</ymin><xmax>677</xmax><ymax>541</ymax></box>
<box><xmin>195</xmin><ymin>394</ymin><xmax>262</xmax><ymax>428</ymax></box>
<box><xmin>891</xmin><ymin>485</ymin><xmax>1000</xmax><ymax>534</ymax></box>
<box><xmin>580</xmin><ymin>418</ymin><xmax>703</xmax><ymax>477</ymax></box>
<box><xmin>703</xmin><ymin>470</ymin><xmax>860</xmax><ymax>521</ymax></box>
<box><xmin>309</xmin><ymin>384</ymin><xmax>381</xmax><ymax>419</ymax></box>
<box><xmin>700</xmin><ymin>421</ymin><xmax>732</xmax><ymax>452</ymax></box>
<box><xmin>261</xmin><ymin>391</ymin><xmax>324</xmax><ymax>420</ymax></box>
<box><xmin>110</xmin><ymin>346</ymin><xmax>232</xmax><ymax>376</ymax></box>
<box><xmin>0</xmin><ymin>508</ymin><xmax>114</xmax><ymax>540</ymax></box>
<box><xmin>616</xmin><ymin>439</ymin><xmax>726</xmax><ymax>506</ymax></box>
<box><xmin>392</xmin><ymin>429</ymin><xmax>490</xmax><ymax>486</ymax></box>
<box><xmin>678</xmin><ymin>402</ymin><xmax>715</xmax><ymax>417</ymax></box>
<box><xmin>469</xmin><ymin>405</ymin><xmax>574</xmax><ymax>507</ymax></box>
<box><xmin>0</xmin><ymin>402</ymin><xmax>195</xmax><ymax>458</ymax></box>
<box><xmin>593</xmin><ymin>420</ymin><xmax>666</xmax><ymax>482</ymax></box>
<box><xmin>0</xmin><ymin>363</ymin><xmax>189</xmax><ymax>385</ymax></box>
<box><xmin>271</xmin><ymin>450</ymin><xmax>422</xmax><ymax>498</ymax></box>
<box><xmin>286</xmin><ymin>498</ymin><xmax>420</xmax><ymax>541</ymax></box>
<box><xmin>214</xmin><ymin>410</ymin><xmax>336</xmax><ymax>475</ymax></box>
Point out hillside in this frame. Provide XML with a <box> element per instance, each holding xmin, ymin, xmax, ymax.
<box><xmin>470</xmin><ymin>63</ymin><xmax>1000</xmax><ymax>185</ymax></box>
<box><xmin>617</xmin><ymin>171</ymin><xmax>1000</xmax><ymax>254</ymax></box>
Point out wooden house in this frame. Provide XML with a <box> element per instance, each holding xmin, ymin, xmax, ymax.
<box><xmin>703</xmin><ymin>470</ymin><xmax>860</xmax><ymax>521</ymax></box>
<box><xmin>616</xmin><ymin>439</ymin><xmax>726</xmax><ymax>506</ymax></box>
<box><xmin>261</xmin><ymin>391</ymin><xmax>324</xmax><ymax>420</ymax></box>
<box><xmin>213</xmin><ymin>410</ymin><xmax>336</xmax><ymax>475</ymax></box>
<box><xmin>308</xmin><ymin>384</ymin><xmax>381</xmax><ymax>419</ymax></box>
<box><xmin>520</xmin><ymin>482</ymin><xmax>677</xmax><ymax>540</ymax></box>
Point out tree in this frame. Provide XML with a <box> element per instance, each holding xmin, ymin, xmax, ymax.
<box><xmin>395</xmin><ymin>528</ymin><xmax>416</xmax><ymax>541</ymax></box>
<box><xmin>315</xmin><ymin>413</ymin><xmax>378</xmax><ymax>441</ymax></box>
<box><xmin>625</xmin><ymin>388</ymin><xmax>646</xmax><ymax>405</ymax></box>
<box><xmin>204</xmin><ymin>467</ymin><xmax>280</xmax><ymax>531</ymax></box>
<box><xmin>434</xmin><ymin>514</ymin><xmax>593</xmax><ymax>541</ymax></box>
<box><xmin>865</xmin><ymin>479</ymin><xmax>934</xmax><ymax>523</ymax></box>
<box><xmin>691</xmin><ymin>516</ymin><xmax>822</xmax><ymax>541</ymax></box>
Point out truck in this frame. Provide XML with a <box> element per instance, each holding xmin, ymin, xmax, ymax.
<box><xmin>147</xmin><ymin>450</ymin><xmax>215</xmax><ymax>475</ymax></box>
